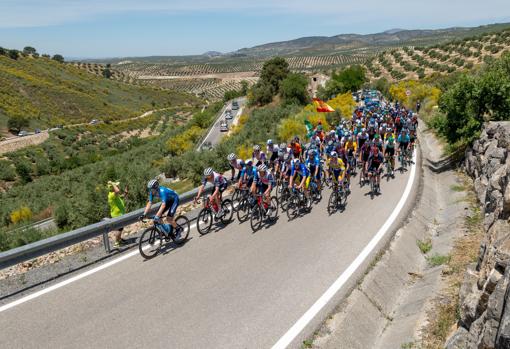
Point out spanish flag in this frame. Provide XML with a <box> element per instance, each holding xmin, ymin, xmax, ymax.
<box><xmin>313</xmin><ymin>98</ymin><xmax>335</xmax><ymax>113</ymax></box>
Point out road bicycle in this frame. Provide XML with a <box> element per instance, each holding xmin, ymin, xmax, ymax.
<box><xmin>347</xmin><ymin>154</ymin><xmax>357</xmax><ymax>176</ymax></box>
<box><xmin>138</xmin><ymin>215</ymin><xmax>190</xmax><ymax>259</ymax></box>
<box><xmin>327</xmin><ymin>180</ymin><xmax>348</xmax><ymax>214</ymax></box>
<box><xmin>236</xmin><ymin>191</ymin><xmax>257</xmax><ymax>222</ymax></box>
<box><xmin>309</xmin><ymin>178</ymin><xmax>322</xmax><ymax>203</ymax></box>
<box><xmin>384</xmin><ymin>154</ymin><xmax>395</xmax><ymax>180</ymax></box>
<box><xmin>368</xmin><ymin>169</ymin><xmax>381</xmax><ymax>199</ymax></box>
<box><xmin>250</xmin><ymin>193</ymin><xmax>279</xmax><ymax>231</ymax></box>
<box><xmin>196</xmin><ymin>195</ymin><xmax>234</xmax><ymax>235</ymax></box>
<box><xmin>286</xmin><ymin>187</ymin><xmax>312</xmax><ymax>221</ymax></box>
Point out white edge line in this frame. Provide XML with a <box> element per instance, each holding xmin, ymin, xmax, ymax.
<box><xmin>271</xmin><ymin>149</ymin><xmax>418</xmax><ymax>349</ymax></box>
<box><xmin>0</xmin><ymin>222</ymin><xmax>197</xmax><ymax>313</ymax></box>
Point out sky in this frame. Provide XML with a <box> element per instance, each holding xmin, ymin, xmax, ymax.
<box><xmin>0</xmin><ymin>0</ymin><xmax>509</xmax><ymax>58</ymax></box>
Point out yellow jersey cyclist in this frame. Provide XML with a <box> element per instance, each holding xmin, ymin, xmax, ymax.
<box><xmin>327</xmin><ymin>151</ymin><xmax>346</xmax><ymax>189</ymax></box>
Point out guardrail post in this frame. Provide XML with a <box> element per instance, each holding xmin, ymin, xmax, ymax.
<box><xmin>101</xmin><ymin>218</ymin><xmax>111</xmax><ymax>253</ymax></box>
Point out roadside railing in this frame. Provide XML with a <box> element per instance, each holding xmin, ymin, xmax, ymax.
<box><xmin>0</xmin><ymin>184</ymin><xmax>215</xmax><ymax>270</ymax></box>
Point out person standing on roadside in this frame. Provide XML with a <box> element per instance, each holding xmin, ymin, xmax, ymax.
<box><xmin>107</xmin><ymin>180</ymin><xmax>128</xmax><ymax>248</ymax></box>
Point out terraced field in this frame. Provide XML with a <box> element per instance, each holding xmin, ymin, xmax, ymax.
<box><xmin>364</xmin><ymin>28</ymin><xmax>510</xmax><ymax>82</ymax></box>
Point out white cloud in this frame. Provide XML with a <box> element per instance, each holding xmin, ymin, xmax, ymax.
<box><xmin>0</xmin><ymin>0</ymin><xmax>508</xmax><ymax>28</ymax></box>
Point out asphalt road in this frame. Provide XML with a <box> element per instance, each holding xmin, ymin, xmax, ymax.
<box><xmin>0</xmin><ymin>159</ymin><xmax>417</xmax><ymax>348</ymax></box>
<box><xmin>199</xmin><ymin>98</ymin><xmax>246</xmax><ymax>150</ymax></box>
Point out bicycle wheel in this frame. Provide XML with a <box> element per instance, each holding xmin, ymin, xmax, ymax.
<box><xmin>280</xmin><ymin>189</ymin><xmax>290</xmax><ymax>211</ymax></box>
<box><xmin>236</xmin><ymin>197</ymin><xmax>251</xmax><ymax>222</ymax></box>
<box><xmin>327</xmin><ymin>191</ymin><xmax>338</xmax><ymax>214</ymax></box>
<box><xmin>250</xmin><ymin>205</ymin><xmax>263</xmax><ymax>231</ymax></box>
<box><xmin>197</xmin><ymin>208</ymin><xmax>213</xmax><ymax>235</ymax></box>
<box><xmin>286</xmin><ymin>195</ymin><xmax>300</xmax><ymax>220</ymax></box>
<box><xmin>338</xmin><ymin>188</ymin><xmax>348</xmax><ymax>207</ymax></box>
<box><xmin>370</xmin><ymin>178</ymin><xmax>375</xmax><ymax>199</ymax></box>
<box><xmin>173</xmin><ymin>215</ymin><xmax>190</xmax><ymax>245</ymax></box>
<box><xmin>267</xmin><ymin>197</ymin><xmax>279</xmax><ymax>221</ymax></box>
<box><xmin>138</xmin><ymin>227</ymin><xmax>161</xmax><ymax>259</ymax></box>
<box><xmin>220</xmin><ymin>199</ymin><xmax>234</xmax><ymax>224</ymax></box>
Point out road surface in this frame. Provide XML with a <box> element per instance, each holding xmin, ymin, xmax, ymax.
<box><xmin>0</xmin><ymin>153</ymin><xmax>419</xmax><ymax>349</ymax></box>
<box><xmin>199</xmin><ymin>97</ymin><xmax>246</xmax><ymax>150</ymax></box>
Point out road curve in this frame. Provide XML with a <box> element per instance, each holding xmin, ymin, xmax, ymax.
<box><xmin>0</xmin><ymin>155</ymin><xmax>418</xmax><ymax>348</ymax></box>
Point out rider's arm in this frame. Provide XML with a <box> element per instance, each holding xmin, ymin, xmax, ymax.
<box><xmin>195</xmin><ymin>184</ymin><xmax>204</xmax><ymax>201</ymax></box>
<box><xmin>143</xmin><ymin>200</ymin><xmax>152</xmax><ymax>216</ymax></box>
<box><xmin>155</xmin><ymin>202</ymin><xmax>166</xmax><ymax>219</ymax></box>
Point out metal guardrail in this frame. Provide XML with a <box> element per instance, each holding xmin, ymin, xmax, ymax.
<box><xmin>0</xmin><ymin>183</ymin><xmax>214</xmax><ymax>270</ymax></box>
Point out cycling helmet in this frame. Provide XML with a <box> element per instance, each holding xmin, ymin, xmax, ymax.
<box><xmin>147</xmin><ymin>179</ymin><xmax>159</xmax><ymax>190</ymax></box>
<box><xmin>227</xmin><ymin>153</ymin><xmax>236</xmax><ymax>161</ymax></box>
<box><xmin>253</xmin><ymin>144</ymin><xmax>261</xmax><ymax>151</ymax></box>
<box><xmin>266</xmin><ymin>139</ymin><xmax>273</xmax><ymax>145</ymax></box>
<box><xmin>328</xmin><ymin>140</ymin><xmax>334</xmax><ymax>146</ymax></box>
<box><xmin>257</xmin><ymin>164</ymin><xmax>267</xmax><ymax>172</ymax></box>
<box><xmin>279</xmin><ymin>142</ymin><xmax>287</xmax><ymax>150</ymax></box>
<box><xmin>204</xmin><ymin>167</ymin><xmax>214</xmax><ymax>176</ymax></box>
<box><xmin>294</xmin><ymin>158</ymin><xmax>301</xmax><ymax>164</ymax></box>
<box><xmin>330</xmin><ymin>151</ymin><xmax>338</xmax><ymax>157</ymax></box>
<box><xmin>309</xmin><ymin>149</ymin><xmax>317</xmax><ymax>156</ymax></box>
<box><xmin>283</xmin><ymin>153</ymin><xmax>290</xmax><ymax>161</ymax></box>
<box><xmin>374</xmin><ymin>134</ymin><xmax>380</xmax><ymax>139</ymax></box>
<box><xmin>245</xmin><ymin>159</ymin><xmax>253</xmax><ymax>166</ymax></box>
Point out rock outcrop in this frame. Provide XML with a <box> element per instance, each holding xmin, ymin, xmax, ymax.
<box><xmin>447</xmin><ymin>122</ymin><xmax>510</xmax><ymax>349</ymax></box>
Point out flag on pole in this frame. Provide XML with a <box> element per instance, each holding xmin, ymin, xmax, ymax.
<box><xmin>304</xmin><ymin>119</ymin><xmax>314</xmax><ymax>138</ymax></box>
<box><xmin>313</xmin><ymin>98</ymin><xmax>335</xmax><ymax>113</ymax></box>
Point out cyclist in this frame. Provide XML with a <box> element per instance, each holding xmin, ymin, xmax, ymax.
<box><xmin>359</xmin><ymin>139</ymin><xmax>372</xmax><ymax>184</ymax></box>
<box><xmin>327</xmin><ymin>151</ymin><xmax>346</xmax><ymax>189</ymax></box>
<box><xmin>366</xmin><ymin>146</ymin><xmax>384</xmax><ymax>191</ymax></box>
<box><xmin>195</xmin><ymin>167</ymin><xmax>228</xmax><ymax>218</ymax></box>
<box><xmin>227</xmin><ymin>153</ymin><xmax>245</xmax><ymax>182</ymax></box>
<box><xmin>306</xmin><ymin>148</ymin><xmax>321</xmax><ymax>191</ymax></box>
<box><xmin>288</xmin><ymin>158</ymin><xmax>310</xmax><ymax>196</ymax></box>
<box><xmin>290</xmin><ymin>138</ymin><xmax>302</xmax><ymax>160</ymax></box>
<box><xmin>345</xmin><ymin>136</ymin><xmax>357</xmax><ymax>171</ymax></box>
<box><xmin>238</xmin><ymin>159</ymin><xmax>256</xmax><ymax>188</ymax></box>
<box><xmin>251</xmin><ymin>164</ymin><xmax>275</xmax><ymax>215</ymax></box>
<box><xmin>397</xmin><ymin>129</ymin><xmax>411</xmax><ymax>165</ymax></box>
<box><xmin>252</xmin><ymin>145</ymin><xmax>267</xmax><ymax>166</ymax></box>
<box><xmin>383</xmin><ymin>129</ymin><xmax>396</xmax><ymax>176</ymax></box>
<box><xmin>266</xmin><ymin>140</ymin><xmax>280</xmax><ymax>168</ymax></box>
<box><xmin>141</xmin><ymin>179</ymin><xmax>182</xmax><ymax>239</ymax></box>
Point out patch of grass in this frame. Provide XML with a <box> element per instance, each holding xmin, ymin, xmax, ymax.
<box><xmin>417</xmin><ymin>238</ymin><xmax>433</xmax><ymax>254</ymax></box>
<box><xmin>166</xmin><ymin>178</ymin><xmax>194</xmax><ymax>194</ymax></box>
<box><xmin>450</xmin><ymin>184</ymin><xmax>465</xmax><ymax>192</ymax></box>
<box><xmin>401</xmin><ymin>342</ymin><xmax>416</xmax><ymax>349</ymax></box>
<box><xmin>302</xmin><ymin>339</ymin><xmax>313</xmax><ymax>348</ymax></box>
<box><xmin>427</xmin><ymin>254</ymin><xmax>451</xmax><ymax>267</ymax></box>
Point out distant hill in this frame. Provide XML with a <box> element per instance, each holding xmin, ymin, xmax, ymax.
<box><xmin>0</xmin><ymin>52</ymin><xmax>200</xmax><ymax>134</ymax></box>
<box><xmin>234</xmin><ymin>23</ymin><xmax>510</xmax><ymax>57</ymax></box>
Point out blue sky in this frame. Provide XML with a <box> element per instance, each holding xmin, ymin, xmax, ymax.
<box><xmin>0</xmin><ymin>0</ymin><xmax>509</xmax><ymax>58</ymax></box>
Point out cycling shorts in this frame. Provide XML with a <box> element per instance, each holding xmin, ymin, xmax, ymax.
<box><xmin>161</xmin><ymin>197</ymin><xmax>179</xmax><ymax>218</ymax></box>
<box><xmin>256</xmin><ymin>183</ymin><xmax>269</xmax><ymax>194</ymax></box>
<box><xmin>399</xmin><ymin>142</ymin><xmax>409</xmax><ymax>150</ymax></box>
<box><xmin>386</xmin><ymin>147</ymin><xmax>395</xmax><ymax>156</ymax></box>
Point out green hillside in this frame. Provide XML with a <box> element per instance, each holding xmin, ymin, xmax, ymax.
<box><xmin>0</xmin><ymin>52</ymin><xmax>200</xmax><ymax>134</ymax></box>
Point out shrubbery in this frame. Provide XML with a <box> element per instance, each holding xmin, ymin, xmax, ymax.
<box><xmin>430</xmin><ymin>53</ymin><xmax>510</xmax><ymax>150</ymax></box>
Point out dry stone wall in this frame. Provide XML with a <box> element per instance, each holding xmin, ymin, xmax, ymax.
<box><xmin>447</xmin><ymin>122</ymin><xmax>510</xmax><ymax>349</ymax></box>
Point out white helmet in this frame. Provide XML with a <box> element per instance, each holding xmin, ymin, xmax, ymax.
<box><xmin>147</xmin><ymin>179</ymin><xmax>159</xmax><ymax>190</ymax></box>
<box><xmin>203</xmin><ymin>167</ymin><xmax>214</xmax><ymax>176</ymax></box>
<box><xmin>257</xmin><ymin>164</ymin><xmax>268</xmax><ymax>172</ymax></box>
<box><xmin>330</xmin><ymin>151</ymin><xmax>338</xmax><ymax>157</ymax></box>
<box><xmin>253</xmin><ymin>144</ymin><xmax>261</xmax><ymax>151</ymax></box>
<box><xmin>227</xmin><ymin>153</ymin><xmax>236</xmax><ymax>161</ymax></box>
<box><xmin>266</xmin><ymin>139</ymin><xmax>273</xmax><ymax>145</ymax></box>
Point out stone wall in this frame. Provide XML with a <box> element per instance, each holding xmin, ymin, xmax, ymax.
<box><xmin>447</xmin><ymin>122</ymin><xmax>510</xmax><ymax>349</ymax></box>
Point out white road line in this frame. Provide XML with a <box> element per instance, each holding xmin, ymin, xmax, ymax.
<box><xmin>0</xmin><ymin>222</ymin><xmax>197</xmax><ymax>313</ymax></box>
<box><xmin>271</xmin><ymin>149</ymin><xmax>418</xmax><ymax>349</ymax></box>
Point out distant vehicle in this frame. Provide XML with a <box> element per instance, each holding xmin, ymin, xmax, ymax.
<box><xmin>34</xmin><ymin>129</ymin><xmax>41</xmax><ymax>134</ymax></box>
<box><xmin>55</xmin><ymin>125</ymin><xmax>64</xmax><ymax>129</ymax></box>
<box><xmin>90</xmin><ymin>119</ymin><xmax>99</xmax><ymax>125</ymax></box>
<box><xmin>202</xmin><ymin>141</ymin><xmax>213</xmax><ymax>151</ymax></box>
<box><xmin>231</xmin><ymin>101</ymin><xmax>239</xmax><ymax>110</ymax></box>
<box><xmin>220</xmin><ymin>120</ymin><xmax>229</xmax><ymax>132</ymax></box>
<box><xmin>225</xmin><ymin>110</ymin><xmax>233</xmax><ymax>120</ymax></box>
<box><xmin>18</xmin><ymin>131</ymin><xmax>28</xmax><ymax>137</ymax></box>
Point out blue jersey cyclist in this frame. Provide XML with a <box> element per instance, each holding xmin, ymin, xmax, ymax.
<box><xmin>195</xmin><ymin>167</ymin><xmax>228</xmax><ymax>218</ymax></box>
<box><xmin>238</xmin><ymin>159</ymin><xmax>256</xmax><ymax>188</ymax></box>
<box><xmin>141</xmin><ymin>179</ymin><xmax>182</xmax><ymax>239</ymax></box>
<box><xmin>305</xmin><ymin>149</ymin><xmax>321</xmax><ymax>190</ymax></box>
<box><xmin>289</xmin><ymin>158</ymin><xmax>310</xmax><ymax>191</ymax></box>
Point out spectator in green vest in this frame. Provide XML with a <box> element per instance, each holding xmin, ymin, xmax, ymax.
<box><xmin>107</xmin><ymin>180</ymin><xmax>128</xmax><ymax>248</ymax></box>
